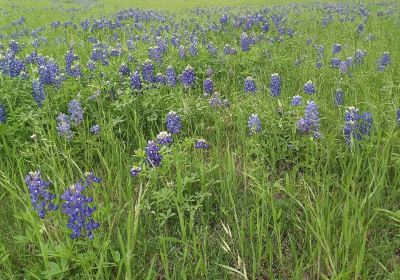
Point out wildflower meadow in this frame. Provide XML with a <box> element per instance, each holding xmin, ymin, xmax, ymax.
<box><xmin>0</xmin><ymin>0</ymin><xmax>399</xmax><ymax>279</ymax></box>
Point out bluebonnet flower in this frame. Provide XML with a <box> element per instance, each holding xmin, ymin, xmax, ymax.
<box><xmin>87</xmin><ymin>60</ymin><xmax>96</xmax><ymax>71</ymax></box>
<box><xmin>207</xmin><ymin>42</ymin><xmax>218</xmax><ymax>56</ymax></box>
<box><xmin>56</xmin><ymin>113</ymin><xmax>73</xmax><ymax>139</ymax></box>
<box><xmin>203</xmin><ymin>78</ymin><xmax>214</xmax><ymax>95</ymax></box>
<box><xmin>195</xmin><ymin>138</ymin><xmax>209</xmax><ymax>149</ymax></box>
<box><xmin>331</xmin><ymin>57</ymin><xmax>341</xmax><ymax>68</ymax></box>
<box><xmin>156</xmin><ymin>73</ymin><xmax>165</xmax><ymax>84</ymax></box>
<box><xmin>297</xmin><ymin>101</ymin><xmax>321</xmax><ymax>139</ymax></box>
<box><xmin>0</xmin><ymin>50</ymin><xmax>26</xmax><ymax>77</ymax></box>
<box><xmin>248</xmin><ymin>114</ymin><xmax>261</xmax><ymax>134</ymax></box>
<box><xmin>142</xmin><ymin>60</ymin><xmax>155</xmax><ymax>83</ymax></box>
<box><xmin>335</xmin><ymin>88</ymin><xmax>344</xmax><ymax>106</ymax></box>
<box><xmin>130</xmin><ymin>71</ymin><xmax>142</xmax><ymax>90</ymax></box>
<box><xmin>25</xmin><ymin>171</ymin><xmax>58</xmax><ymax>219</ymax></box>
<box><xmin>61</xmin><ymin>174</ymin><xmax>100</xmax><ymax>239</ymax></box>
<box><xmin>303</xmin><ymin>80</ymin><xmax>316</xmax><ymax>94</ymax></box>
<box><xmin>148</xmin><ymin>46</ymin><xmax>162</xmax><ymax>62</ymax></box>
<box><xmin>316</xmin><ymin>60</ymin><xmax>323</xmax><ymax>69</ymax></box>
<box><xmin>220</xmin><ymin>14</ymin><xmax>228</xmax><ymax>25</ymax></box>
<box><xmin>306</xmin><ymin>38</ymin><xmax>312</xmax><ymax>45</ymax></box>
<box><xmin>65</xmin><ymin>48</ymin><xmax>81</xmax><ymax>78</ymax></box>
<box><xmin>189</xmin><ymin>42</ymin><xmax>198</xmax><ymax>57</ymax></box>
<box><xmin>181</xmin><ymin>65</ymin><xmax>195</xmax><ymax>88</ymax></box>
<box><xmin>179</xmin><ymin>45</ymin><xmax>186</xmax><ymax>59</ymax></box>
<box><xmin>130</xmin><ymin>166</ymin><xmax>142</xmax><ymax>177</ymax></box>
<box><xmin>37</xmin><ymin>57</ymin><xmax>60</xmax><ymax>85</ymax></box>
<box><xmin>355</xmin><ymin>49</ymin><xmax>367</xmax><ymax>64</ymax></box>
<box><xmin>32</xmin><ymin>79</ymin><xmax>45</xmax><ymax>107</ymax></box>
<box><xmin>344</xmin><ymin>106</ymin><xmax>373</xmax><ymax>145</ymax></box>
<box><xmin>262</xmin><ymin>21</ymin><xmax>270</xmax><ymax>32</ymax></box>
<box><xmin>332</xmin><ymin>43</ymin><xmax>341</xmax><ymax>54</ymax></box>
<box><xmin>209</xmin><ymin>92</ymin><xmax>229</xmax><ymax>108</ymax></box>
<box><xmin>357</xmin><ymin>23</ymin><xmax>364</xmax><ymax>33</ymax></box>
<box><xmin>9</xmin><ymin>40</ymin><xmax>19</xmax><ymax>53</ymax></box>
<box><xmin>270</xmin><ymin>73</ymin><xmax>281</xmax><ymax>97</ymax></box>
<box><xmin>165</xmin><ymin>65</ymin><xmax>176</xmax><ymax>87</ymax></box>
<box><xmin>224</xmin><ymin>44</ymin><xmax>237</xmax><ymax>55</ymax></box>
<box><xmin>157</xmin><ymin>131</ymin><xmax>173</xmax><ymax>146</ymax></box>
<box><xmin>90</xmin><ymin>124</ymin><xmax>100</xmax><ymax>135</ymax></box>
<box><xmin>244</xmin><ymin>76</ymin><xmax>256</xmax><ymax>93</ymax></box>
<box><xmin>166</xmin><ymin>111</ymin><xmax>182</xmax><ymax>134</ymax></box>
<box><xmin>119</xmin><ymin>63</ymin><xmax>130</xmax><ymax>76</ymax></box>
<box><xmin>0</xmin><ymin>104</ymin><xmax>6</xmax><ymax>124</ymax></box>
<box><xmin>241</xmin><ymin>33</ymin><xmax>251</xmax><ymax>52</ymax></box>
<box><xmin>377</xmin><ymin>52</ymin><xmax>391</xmax><ymax>71</ymax></box>
<box><xmin>145</xmin><ymin>140</ymin><xmax>162</xmax><ymax>167</ymax></box>
<box><xmin>68</xmin><ymin>100</ymin><xmax>84</xmax><ymax>126</ymax></box>
<box><xmin>291</xmin><ymin>95</ymin><xmax>302</xmax><ymax>106</ymax></box>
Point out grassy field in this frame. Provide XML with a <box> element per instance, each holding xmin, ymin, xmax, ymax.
<box><xmin>0</xmin><ymin>0</ymin><xmax>399</xmax><ymax>279</ymax></box>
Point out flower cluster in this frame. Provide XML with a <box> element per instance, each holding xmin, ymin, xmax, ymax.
<box><xmin>25</xmin><ymin>171</ymin><xmax>58</xmax><ymax>219</ymax></box>
<box><xmin>181</xmin><ymin>65</ymin><xmax>196</xmax><ymax>88</ymax></box>
<box><xmin>195</xmin><ymin>138</ymin><xmax>209</xmax><ymax>149</ymax></box>
<box><xmin>297</xmin><ymin>101</ymin><xmax>321</xmax><ymax>139</ymax></box>
<box><xmin>343</xmin><ymin>106</ymin><xmax>373</xmax><ymax>145</ymax></box>
<box><xmin>166</xmin><ymin>111</ymin><xmax>182</xmax><ymax>134</ymax></box>
<box><xmin>291</xmin><ymin>95</ymin><xmax>302</xmax><ymax>106</ymax></box>
<box><xmin>303</xmin><ymin>80</ymin><xmax>316</xmax><ymax>94</ymax></box>
<box><xmin>377</xmin><ymin>52</ymin><xmax>391</xmax><ymax>71</ymax></box>
<box><xmin>270</xmin><ymin>73</ymin><xmax>281</xmax><ymax>97</ymax></box>
<box><xmin>130</xmin><ymin>71</ymin><xmax>142</xmax><ymax>90</ymax></box>
<box><xmin>68</xmin><ymin>99</ymin><xmax>84</xmax><ymax>126</ymax></box>
<box><xmin>61</xmin><ymin>173</ymin><xmax>101</xmax><ymax>239</ymax></box>
<box><xmin>0</xmin><ymin>104</ymin><xmax>7</xmax><ymax>124</ymax></box>
<box><xmin>203</xmin><ymin>78</ymin><xmax>214</xmax><ymax>95</ymax></box>
<box><xmin>244</xmin><ymin>76</ymin><xmax>256</xmax><ymax>93</ymax></box>
<box><xmin>248</xmin><ymin>114</ymin><xmax>262</xmax><ymax>134</ymax></box>
<box><xmin>56</xmin><ymin>113</ymin><xmax>73</xmax><ymax>140</ymax></box>
<box><xmin>145</xmin><ymin>140</ymin><xmax>162</xmax><ymax>167</ymax></box>
<box><xmin>156</xmin><ymin>131</ymin><xmax>173</xmax><ymax>146</ymax></box>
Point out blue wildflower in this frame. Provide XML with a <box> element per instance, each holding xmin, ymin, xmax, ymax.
<box><xmin>344</xmin><ymin>106</ymin><xmax>373</xmax><ymax>145</ymax></box>
<box><xmin>241</xmin><ymin>33</ymin><xmax>251</xmax><ymax>52</ymax></box>
<box><xmin>156</xmin><ymin>131</ymin><xmax>173</xmax><ymax>146</ymax></box>
<box><xmin>181</xmin><ymin>65</ymin><xmax>195</xmax><ymax>88</ymax></box>
<box><xmin>32</xmin><ymin>79</ymin><xmax>45</xmax><ymax>107</ymax></box>
<box><xmin>244</xmin><ymin>76</ymin><xmax>256</xmax><ymax>93</ymax></box>
<box><xmin>303</xmin><ymin>80</ymin><xmax>316</xmax><ymax>94</ymax></box>
<box><xmin>130</xmin><ymin>71</ymin><xmax>142</xmax><ymax>91</ymax></box>
<box><xmin>335</xmin><ymin>88</ymin><xmax>344</xmax><ymax>106</ymax></box>
<box><xmin>25</xmin><ymin>171</ymin><xmax>58</xmax><ymax>219</ymax></box>
<box><xmin>90</xmin><ymin>124</ymin><xmax>100</xmax><ymax>135</ymax></box>
<box><xmin>130</xmin><ymin>166</ymin><xmax>142</xmax><ymax>177</ymax></box>
<box><xmin>291</xmin><ymin>95</ymin><xmax>302</xmax><ymax>106</ymax></box>
<box><xmin>270</xmin><ymin>73</ymin><xmax>281</xmax><ymax>97</ymax></box>
<box><xmin>145</xmin><ymin>140</ymin><xmax>162</xmax><ymax>167</ymax></box>
<box><xmin>248</xmin><ymin>114</ymin><xmax>261</xmax><ymax>134</ymax></box>
<box><xmin>203</xmin><ymin>78</ymin><xmax>214</xmax><ymax>95</ymax></box>
<box><xmin>56</xmin><ymin>113</ymin><xmax>73</xmax><ymax>139</ymax></box>
<box><xmin>195</xmin><ymin>138</ymin><xmax>209</xmax><ymax>149</ymax></box>
<box><xmin>166</xmin><ymin>111</ymin><xmax>182</xmax><ymax>134</ymax></box>
<box><xmin>165</xmin><ymin>65</ymin><xmax>176</xmax><ymax>87</ymax></box>
<box><xmin>68</xmin><ymin>99</ymin><xmax>83</xmax><ymax>126</ymax></box>
<box><xmin>0</xmin><ymin>104</ymin><xmax>6</xmax><ymax>124</ymax></box>
<box><xmin>297</xmin><ymin>101</ymin><xmax>321</xmax><ymax>139</ymax></box>
<box><xmin>332</xmin><ymin>43</ymin><xmax>341</xmax><ymax>54</ymax></box>
<box><xmin>61</xmin><ymin>174</ymin><xmax>100</xmax><ymax>239</ymax></box>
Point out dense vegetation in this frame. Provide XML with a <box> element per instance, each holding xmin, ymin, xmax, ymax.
<box><xmin>0</xmin><ymin>0</ymin><xmax>399</xmax><ymax>279</ymax></box>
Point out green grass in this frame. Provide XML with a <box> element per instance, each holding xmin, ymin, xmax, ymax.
<box><xmin>0</xmin><ymin>0</ymin><xmax>400</xmax><ymax>279</ymax></box>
